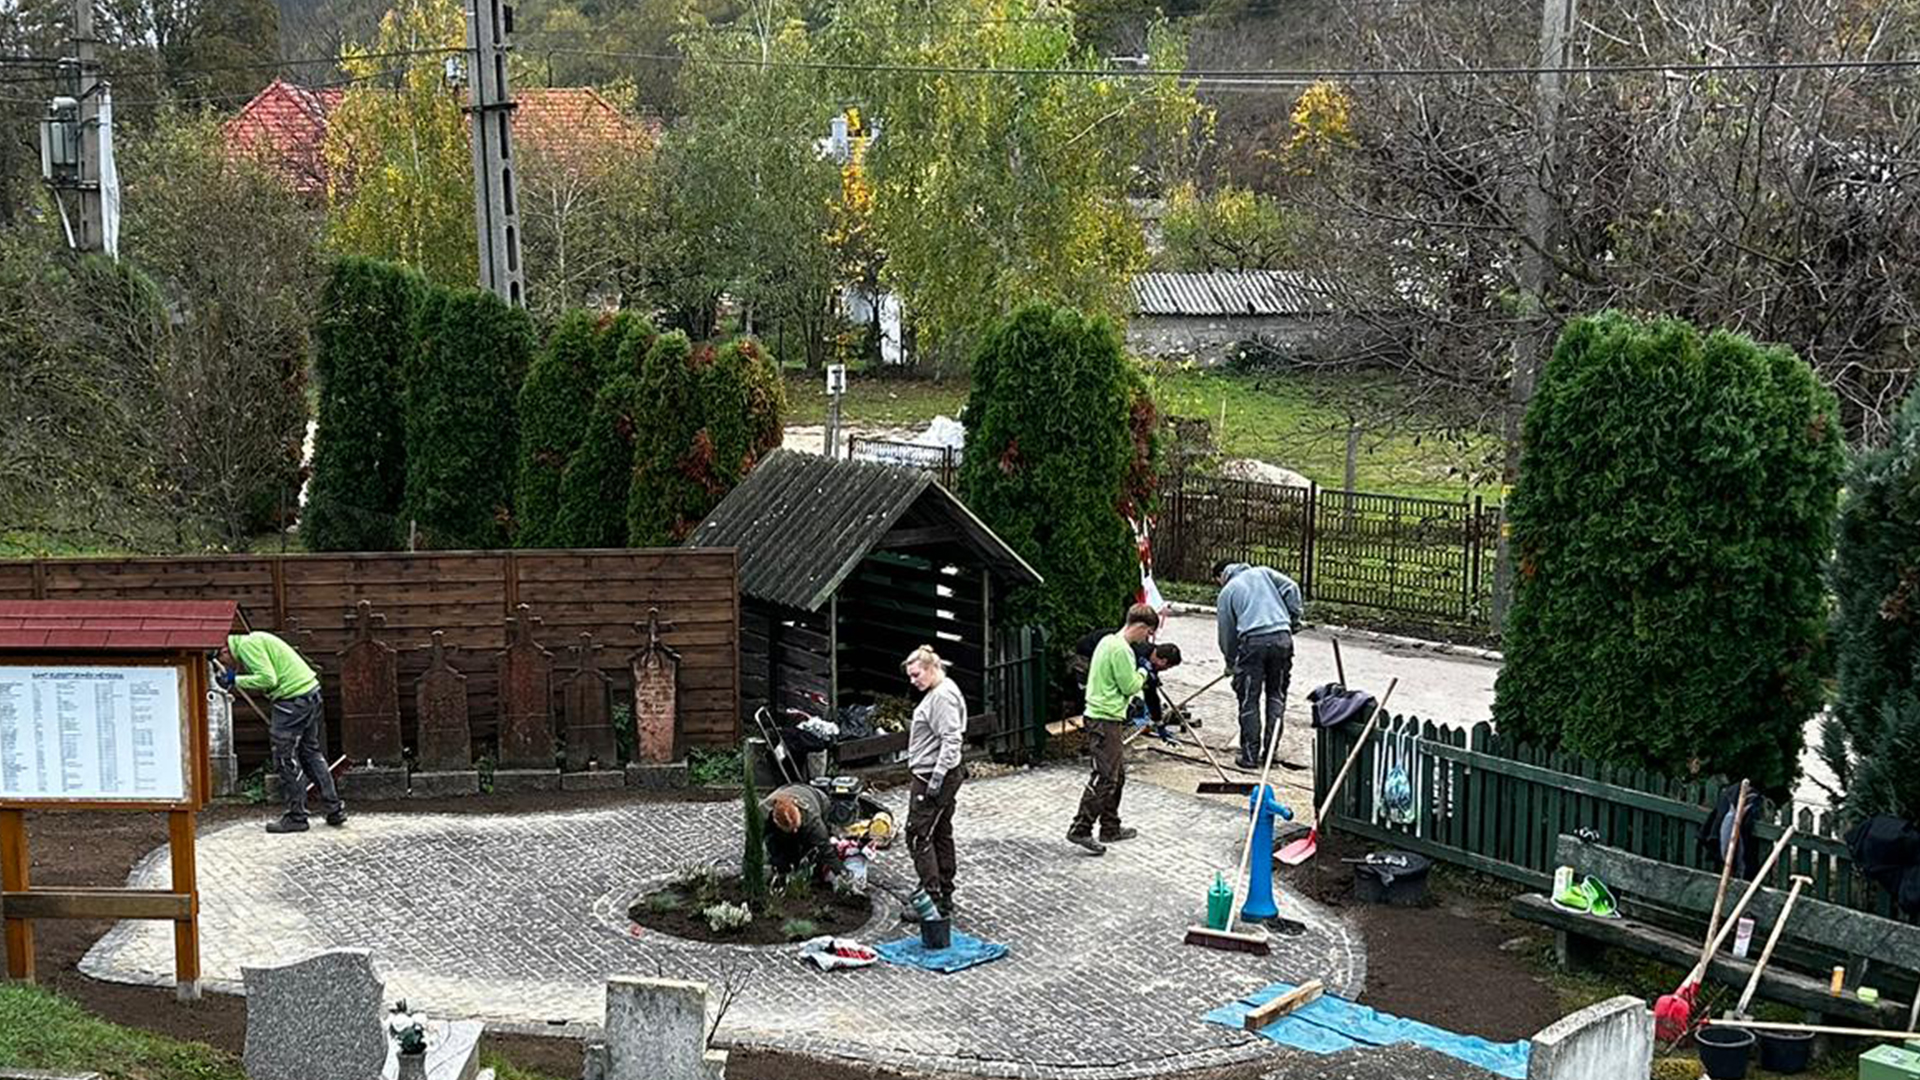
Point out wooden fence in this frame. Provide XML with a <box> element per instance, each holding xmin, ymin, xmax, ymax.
<box><xmin>1313</xmin><ymin>714</ymin><xmax>1894</xmax><ymax>916</ymax></box>
<box><xmin>0</xmin><ymin>550</ymin><xmax>741</xmax><ymax>771</ymax></box>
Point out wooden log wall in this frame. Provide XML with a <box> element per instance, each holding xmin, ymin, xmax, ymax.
<box><xmin>740</xmin><ymin>603</ymin><xmax>830</xmax><ymax>720</ymax></box>
<box><xmin>835</xmin><ymin>552</ymin><xmax>989</xmax><ymax>709</ymax></box>
<box><xmin>0</xmin><ymin>550</ymin><xmax>741</xmax><ymax>770</ymax></box>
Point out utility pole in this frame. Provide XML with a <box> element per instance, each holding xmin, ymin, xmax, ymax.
<box><xmin>1490</xmin><ymin>0</ymin><xmax>1575</xmax><ymax>635</ymax></box>
<box><xmin>824</xmin><ymin>364</ymin><xmax>846</xmax><ymax>458</ymax></box>
<box><xmin>41</xmin><ymin>0</ymin><xmax>114</xmax><ymax>256</ymax></box>
<box><xmin>466</xmin><ymin>0</ymin><xmax>523</xmax><ymax>307</ymax></box>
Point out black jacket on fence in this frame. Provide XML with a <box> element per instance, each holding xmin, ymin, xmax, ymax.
<box><xmin>1696</xmin><ymin>783</ymin><xmax>1763</xmax><ymax>879</ymax></box>
<box><xmin>1845</xmin><ymin>814</ymin><xmax>1920</xmax><ymax>919</ymax></box>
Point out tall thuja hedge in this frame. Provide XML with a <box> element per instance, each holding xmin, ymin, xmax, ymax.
<box><xmin>514</xmin><ymin>310</ymin><xmax>603</xmax><ymax>548</ymax></box>
<box><xmin>959</xmin><ymin>302</ymin><xmax>1139</xmax><ymax>646</ymax></box>
<box><xmin>627</xmin><ymin>334</ymin><xmax>785</xmax><ymax>546</ymax></box>
<box><xmin>554</xmin><ymin>316</ymin><xmax>656</xmax><ymax>547</ymax></box>
<box><xmin>400</xmin><ymin>285</ymin><xmax>535</xmax><ymax>549</ymax></box>
<box><xmin>1822</xmin><ymin>387</ymin><xmax>1920</xmax><ymax>820</ymax></box>
<box><xmin>304</xmin><ymin>257</ymin><xmax>421</xmax><ymax>550</ymax></box>
<box><xmin>1492</xmin><ymin>312</ymin><xmax>1843</xmax><ymax>796</ymax></box>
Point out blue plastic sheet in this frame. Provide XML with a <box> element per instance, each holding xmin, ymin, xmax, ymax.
<box><xmin>1203</xmin><ymin>982</ymin><xmax>1531</xmax><ymax>1079</ymax></box>
<box><xmin>876</xmin><ymin>930</ymin><xmax>1008</xmax><ymax>973</ymax></box>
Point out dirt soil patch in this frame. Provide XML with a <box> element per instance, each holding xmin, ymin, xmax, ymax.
<box><xmin>628</xmin><ymin>872</ymin><xmax>874</xmax><ymax>945</ymax></box>
<box><xmin>1281</xmin><ymin>827</ymin><xmax>1563</xmax><ymax>1042</ymax></box>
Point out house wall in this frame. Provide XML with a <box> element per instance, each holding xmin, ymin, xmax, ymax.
<box><xmin>1125</xmin><ymin>314</ymin><xmax>1335</xmax><ymax>364</ymax></box>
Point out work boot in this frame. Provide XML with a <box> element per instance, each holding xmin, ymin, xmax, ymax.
<box><xmin>265</xmin><ymin>816</ymin><xmax>309</xmax><ymax>834</ymax></box>
<box><xmin>1099</xmin><ymin>825</ymin><xmax>1138</xmax><ymax>843</ymax></box>
<box><xmin>1066</xmin><ymin>832</ymin><xmax>1107</xmax><ymax>856</ymax></box>
<box><xmin>324</xmin><ymin>809</ymin><xmax>349</xmax><ymax>828</ymax></box>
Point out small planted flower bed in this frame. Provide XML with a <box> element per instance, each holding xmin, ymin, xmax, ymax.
<box><xmin>629</xmin><ymin>869</ymin><xmax>875</xmax><ymax>946</ymax></box>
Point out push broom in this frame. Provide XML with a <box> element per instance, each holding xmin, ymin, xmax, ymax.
<box><xmin>1275</xmin><ymin>678</ymin><xmax>1398</xmax><ymax>866</ymax></box>
<box><xmin>1654</xmin><ymin>819</ymin><xmax>1800</xmax><ymax>1041</ymax></box>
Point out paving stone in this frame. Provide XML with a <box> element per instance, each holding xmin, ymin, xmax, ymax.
<box><xmin>84</xmin><ymin>768</ymin><xmax>1368</xmax><ymax>1079</ymax></box>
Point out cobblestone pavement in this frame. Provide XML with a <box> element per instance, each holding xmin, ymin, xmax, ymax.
<box><xmin>84</xmin><ymin>768</ymin><xmax>1367</xmax><ymax>1079</ymax></box>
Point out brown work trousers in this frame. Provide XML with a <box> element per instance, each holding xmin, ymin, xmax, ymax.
<box><xmin>1069</xmin><ymin>719</ymin><xmax>1128</xmax><ymax>838</ymax></box>
<box><xmin>907</xmin><ymin>765</ymin><xmax>966</xmax><ymax>904</ymax></box>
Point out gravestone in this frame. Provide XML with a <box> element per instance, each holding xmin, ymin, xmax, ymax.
<box><xmin>1526</xmin><ymin>995</ymin><xmax>1650</xmax><ymax>1080</ymax></box>
<box><xmin>494</xmin><ymin>604</ymin><xmax>559</xmax><ymax>792</ymax></box>
<box><xmin>242</xmin><ymin>948</ymin><xmax>388</xmax><ymax>1080</ymax></box>
<box><xmin>596</xmin><ymin>977</ymin><xmax>726</xmax><ymax>1080</ymax></box>
<box><xmin>338</xmin><ymin>601</ymin><xmax>409</xmax><ymax>800</ymax></box>
<box><xmin>380</xmin><ymin>1020</ymin><xmax>487</xmax><ymax>1080</ymax></box>
<box><xmin>561</xmin><ymin>631</ymin><xmax>622</xmax><ymax>790</ymax></box>
<box><xmin>411</xmin><ymin>631</ymin><xmax>477</xmax><ymax>797</ymax></box>
<box><xmin>626</xmin><ymin>609</ymin><xmax>687</xmax><ymax>789</ymax></box>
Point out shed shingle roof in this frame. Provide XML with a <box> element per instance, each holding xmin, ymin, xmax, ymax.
<box><xmin>685</xmin><ymin>450</ymin><xmax>1040</xmax><ymax>612</ymax></box>
<box><xmin>1130</xmin><ymin>270</ymin><xmax>1334</xmax><ymax>318</ymax></box>
<box><xmin>0</xmin><ymin>600</ymin><xmax>238</xmax><ymax>652</ymax></box>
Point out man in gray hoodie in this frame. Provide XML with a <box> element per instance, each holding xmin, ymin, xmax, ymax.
<box><xmin>1214</xmin><ymin>561</ymin><xmax>1304</xmax><ymax>768</ymax></box>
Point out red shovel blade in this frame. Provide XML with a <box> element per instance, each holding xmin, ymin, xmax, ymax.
<box><xmin>1276</xmin><ymin>827</ymin><xmax>1319</xmax><ymax>866</ymax></box>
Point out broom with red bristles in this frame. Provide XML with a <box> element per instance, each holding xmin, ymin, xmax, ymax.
<box><xmin>1655</xmin><ymin>806</ymin><xmax>1799</xmax><ymax>1041</ymax></box>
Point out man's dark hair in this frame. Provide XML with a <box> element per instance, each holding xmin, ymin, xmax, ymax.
<box><xmin>1211</xmin><ymin>559</ymin><xmax>1232</xmax><ymax>579</ymax></box>
<box><xmin>1151</xmin><ymin>643</ymin><xmax>1182</xmax><ymax>666</ymax></box>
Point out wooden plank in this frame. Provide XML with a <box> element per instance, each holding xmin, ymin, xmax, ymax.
<box><xmin>1243</xmin><ymin>980</ymin><xmax>1325</xmax><ymax>1031</ymax></box>
<box><xmin>0</xmin><ymin>888</ymin><xmax>193</xmax><ymax>920</ymax></box>
<box><xmin>1</xmin><ymin>809</ymin><xmax>30</xmax><ymax>981</ymax></box>
<box><xmin>1553</xmin><ymin>836</ymin><xmax>1920</xmax><ymax>967</ymax></box>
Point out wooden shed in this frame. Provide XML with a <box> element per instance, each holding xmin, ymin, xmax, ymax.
<box><xmin>686</xmin><ymin>450</ymin><xmax>1044</xmax><ymax>760</ymax></box>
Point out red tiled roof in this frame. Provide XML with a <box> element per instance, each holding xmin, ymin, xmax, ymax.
<box><xmin>224</xmin><ymin>79</ymin><xmax>657</xmax><ymax>196</ymax></box>
<box><xmin>0</xmin><ymin>601</ymin><xmax>238</xmax><ymax>652</ymax></box>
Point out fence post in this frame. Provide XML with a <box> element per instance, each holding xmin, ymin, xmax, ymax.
<box><xmin>1469</xmin><ymin>495</ymin><xmax>1485</xmax><ymax>622</ymax></box>
<box><xmin>1301</xmin><ymin>483</ymin><xmax>1316</xmax><ymax>599</ymax></box>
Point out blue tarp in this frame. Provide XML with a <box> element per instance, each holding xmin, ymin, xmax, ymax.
<box><xmin>876</xmin><ymin>930</ymin><xmax>1008</xmax><ymax>973</ymax></box>
<box><xmin>1203</xmin><ymin>982</ymin><xmax>1531</xmax><ymax>1079</ymax></box>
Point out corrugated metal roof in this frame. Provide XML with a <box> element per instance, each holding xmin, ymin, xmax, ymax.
<box><xmin>685</xmin><ymin>450</ymin><xmax>1040</xmax><ymax>612</ymax></box>
<box><xmin>0</xmin><ymin>600</ymin><xmax>238</xmax><ymax>651</ymax></box>
<box><xmin>1130</xmin><ymin>270</ymin><xmax>1333</xmax><ymax>317</ymax></box>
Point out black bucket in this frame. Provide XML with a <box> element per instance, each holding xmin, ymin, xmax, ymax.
<box><xmin>920</xmin><ymin>917</ymin><xmax>951</xmax><ymax>951</ymax></box>
<box><xmin>1757</xmin><ymin>1029</ymin><xmax>1813</xmax><ymax>1074</ymax></box>
<box><xmin>1696</xmin><ymin>1025</ymin><xmax>1754</xmax><ymax>1080</ymax></box>
<box><xmin>1351</xmin><ymin>850</ymin><xmax>1433</xmax><ymax>906</ymax></box>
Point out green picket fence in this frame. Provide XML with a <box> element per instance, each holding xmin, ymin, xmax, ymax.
<box><xmin>1312</xmin><ymin>714</ymin><xmax>1892</xmax><ymax>915</ymax></box>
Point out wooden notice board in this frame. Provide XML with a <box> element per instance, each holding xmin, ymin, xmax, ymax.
<box><xmin>0</xmin><ymin>600</ymin><xmax>230</xmax><ymax>1001</ymax></box>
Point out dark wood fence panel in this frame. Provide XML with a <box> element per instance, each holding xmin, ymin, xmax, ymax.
<box><xmin>0</xmin><ymin>549</ymin><xmax>741</xmax><ymax>769</ymax></box>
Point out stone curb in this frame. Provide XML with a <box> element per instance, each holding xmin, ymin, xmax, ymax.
<box><xmin>1162</xmin><ymin>602</ymin><xmax>1505</xmax><ymax>664</ymax></box>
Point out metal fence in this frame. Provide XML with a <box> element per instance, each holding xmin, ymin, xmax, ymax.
<box><xmin>1156</xmin><ymin>474</ymin><xmax>1501</xmax><ymax>628</ymax></box>
<box><xmin>848</xmin><ymin>442</ymin><xmax>1503</xmax><ymax>630</ymax></box>
<box><xmin>848</xmin><ymin>437</ymin><xmax>959</xmax><ymax>487</ymax></box>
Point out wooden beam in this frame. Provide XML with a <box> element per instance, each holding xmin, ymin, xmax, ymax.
<box><xmin>0</xmin><ymin>889</ymin><xmax>193</xmax><ymax>921</ymax></box>
<box><xmin>1244</xmin><ymin>980</ymin><xmax>1325</xmax><ymax>1031</ymax></box>
<box><xmin>170</xmin><ymin>810</ymin><xmax>200</xmax><ymax>999</ymax></box>
<box><xmin>1</xmin><ymin>809</ymin><xmax>30</xmax><ymax>982</ymax></box>
<box><xmin>879</xmin><ymin>526</ymin><xmax>952</xmax><ymax>549</ymax></box>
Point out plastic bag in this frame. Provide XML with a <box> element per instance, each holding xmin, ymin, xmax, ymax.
<box><xmin>797</xmin><ymin>935</ymin><xmax>879</xmax><ymax>971</ymax></box>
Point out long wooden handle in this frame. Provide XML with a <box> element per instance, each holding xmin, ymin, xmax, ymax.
<box><xmin>1332</xmin><ymin>637</ymin><xmax>1346</xmax><ymax>687</ymax></box>
<box><xmin>1683</xmin><ymin>824</ymin><xmax>1800</xmax><ymax>987</ymax></box>
<box><xmin>1173</xmin><ymin>670</ymin><xmax>1232</xmax><ymax>713</ymax></box>
<box><xmin>1313</xmin><ymin>679</ymin><xmax>1397</xmax><ymax>822</ymax></box>
<box><xmin>1710</xmin><ymin>1019</ymin><xmax>1914</xmax><ymax>1040</ymax></box>
<box><xmin>213</xmin><ymin>658</ymin><xmax>273</xmax><ymax>724</ymax></box>
<box><xmin>1699</xmin><ymin>779</ymin><xmax>1753</xmax><ymax>973</ymax></box>
<box><xmin>1225</xmin><ymin>678</ymin><xmax>1295</xmax><ymax>929</ymax></box>
<box><xmin>1735</xmin><ymin>877</ymin><xmax>1808</xmax><ymax>1016</ymax></box>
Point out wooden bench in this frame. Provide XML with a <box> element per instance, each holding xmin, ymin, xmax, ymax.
<box><xmin>1511</xmin><ymin>835</ymin><xmax>1918</xmax><ymax>1027</ymax></box>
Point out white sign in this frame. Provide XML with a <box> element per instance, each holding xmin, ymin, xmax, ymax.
<box><xmin>825</xmin><ymin>364</ymin><xmax>847</xmax><ymax>395</ymax></box>
<box><xmin>0</xmin><ymin>665</ymin><xmax>187</xmax><ymax>802</ymax></box>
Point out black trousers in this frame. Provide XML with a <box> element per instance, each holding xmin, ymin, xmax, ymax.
<box><xmin>270</xmin><ymin>689</ymin><xmax>342</xmax><ymax>821</ymax></box>
<box><xmin>907</xmin><ymin>765</ymin><xmax>965</xmax><ymax>903</ymax></box>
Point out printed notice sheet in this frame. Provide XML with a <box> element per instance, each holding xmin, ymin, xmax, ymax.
<box><xmin>0</xmin><ymin>665</ymin><xmax>186</xmax><ymax>802</ymax></box>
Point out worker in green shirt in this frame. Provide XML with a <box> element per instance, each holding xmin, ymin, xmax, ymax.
<box><xmin>218</xmin><ymin>630</ymin><xmax>346</xmax><ymax>834</ymax></box>
<box><xmin>1066</xmin><ymin>603</ymin><xmax>1159</xmax><ymax>855</ymax></box>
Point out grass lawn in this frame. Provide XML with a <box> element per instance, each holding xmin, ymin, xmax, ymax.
<box><xmin>0</xmin><ymin>982</ymin><xmax>244</xmax><ymax>1080</ymax></box>
<box><xmin>782</xmin><ymin>367</ymin><xmax>1498</xmax><ymax>502</ymax></box>
<box><xmin>0</xmin><ymin>982</ymin><xmax>566</xmax><ymax>1080</ymax></box>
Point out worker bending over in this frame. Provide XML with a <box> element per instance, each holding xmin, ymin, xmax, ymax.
<box><xmin>219</xmin><ymin>629</ymin><xmax>346</xmax><ymax>834</ymax></box>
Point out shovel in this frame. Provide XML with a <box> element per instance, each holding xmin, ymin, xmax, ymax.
<box><xmin>1275</xmin><ymin>677</ymin><xmax>1398</xmax><ymax>866</ymax></box>
<box><xmin>1654</xmin><ymin>821</ymin><xmax>1800</xmax><ymax>1042</ymax></box>
<box><xmin>1728</xmin><ymin>874</ymin><xmax>1811</xmax><ymax>1020</ymax></box>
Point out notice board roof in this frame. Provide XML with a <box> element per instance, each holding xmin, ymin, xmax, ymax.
<box><xmin>0</xmin><ymin>600</ymin><xmax>239</xmax><ymax>651</ymax></box>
